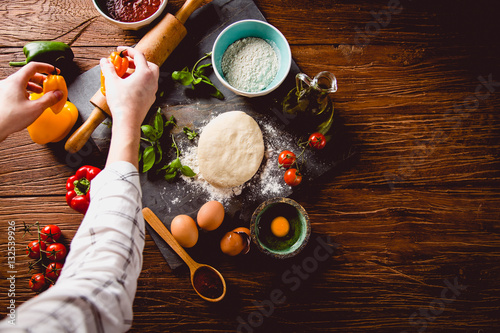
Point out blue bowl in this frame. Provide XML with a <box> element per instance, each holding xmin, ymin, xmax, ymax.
<box><xmin>212</xmin><ymin>19</ymin><xmax>292</xmax><ymax>97</ymax></box>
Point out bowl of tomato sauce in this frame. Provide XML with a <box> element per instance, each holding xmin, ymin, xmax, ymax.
<box><xmin>93</xmin><ymin>0</ymin><xmax>168</xmax><ymax>30</ymax></box>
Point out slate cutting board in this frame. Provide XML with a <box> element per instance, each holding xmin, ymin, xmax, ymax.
<box><xmin>69</xmin><ymin>0</ymin><xmax>346</xmax><ymax>270</ymax></box>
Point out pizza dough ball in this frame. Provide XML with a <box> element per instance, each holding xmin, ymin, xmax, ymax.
<box><xmin>197</xmin><ymin>111</ymin><xmax>264</xmax><ymax>188</ymax></box>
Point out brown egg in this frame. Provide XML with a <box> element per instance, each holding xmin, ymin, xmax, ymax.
<box><xmin>170</xmin><ymin>214</ymin><xmax>198</xmax><ymax>248</ymax></box>
<box><xmin>220</xmin><ymin>227</ymin><xmax>251</xmax><ymax>256</ymax></box>
<box><xmin>197</xmin><ymin>201</ymin><xmax>225</xmax><ymax>231</ymax></box>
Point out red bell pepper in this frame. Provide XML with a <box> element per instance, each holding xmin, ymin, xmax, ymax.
<box><xmin>65</xmin><ymin>165</ymin><xmax>101</xmax><ymax>214</ymax></box>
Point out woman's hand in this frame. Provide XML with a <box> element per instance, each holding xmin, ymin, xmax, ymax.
<box><xmin>100</xmin><ymin>47</ymin><xmax>159</xmax><ymax>169</ymax></box>
<box><xmin>100</xmin><ymin>47</ymin><xmax>159</xmax><ymax>132</ymax></box>
<box><xmin>0</xmin><ymin>62</ymin><xmax>64</xmax><ymax>142</ymax></box>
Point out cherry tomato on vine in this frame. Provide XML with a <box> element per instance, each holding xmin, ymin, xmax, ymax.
<box><xmin>26</xmin><ymin>240</ymin><xmax>46</xmax><ymax>259</ymax></box>
<box><xmin>284</xmin><ymin>168</ymin><xmax>303</xmax><ymax>186</ymax></box>
<box><xmin>40</xmin><ymin>224</ymin><xmax>62</xmax><ymax>243</ymax></box>
<box><xmin>46</xmin><ymin>262</ymin><xmax>64</xmax><ymax>282</ymax></box>
<box><xmin>46</xmin><ymin>243</ymin><xmax>68</xmax><ymax>262</ymax></box>
<box><xmin>308</xmin><ymin>132</ymin><xmax>326</xmax><ymax>150</ymax></box>
<box><xmin>278</xmin><ymin>150</ymin><xmax>297</xmax><ymax>169</ymax></box>
<box><xmin>29</xmin><ymin>273</ymin><xmax>47</xmax><ymax>292</ymax></box>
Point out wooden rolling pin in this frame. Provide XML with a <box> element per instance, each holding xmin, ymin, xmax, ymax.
<box><xmin>65</xmin><ymin>0</ymin><xmax>204</xmax><ymax>153</ymax></box>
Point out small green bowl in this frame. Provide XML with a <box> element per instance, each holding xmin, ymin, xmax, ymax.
<box><xmin>250</xmin><ymin>197</ymin><xmax>311</xmax><ymax>259</ymax></box>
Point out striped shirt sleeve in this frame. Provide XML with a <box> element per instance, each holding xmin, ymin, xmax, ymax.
<box><xmin>0</xmin><ymin>161</ymin><xmax>145</xmax><ymax>333</ymax></box>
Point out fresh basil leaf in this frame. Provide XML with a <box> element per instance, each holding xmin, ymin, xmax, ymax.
<box><xmin>154</xmin><ymin>108</ymin><xmax>164</xmax><ymax>136</ymax></box>
<box><xmin>171</xmin><ymin>54</ymin><xmax>223</xmax><ymax>99</ymax></box>
<box><xmin>193</xmin><ymin>77</ymin><xmax>203</xmax><ymax>85</ymax></box>
<box><xmin>164</xmin><ymin>170</ymin><xmax>177</xmax><ymax>181</ymax></box>
<box><xmin>169</xmin><ymin>158</ymin><xmax>182</xmax><ymax>170</ymax></box>
<box><xmin>171</xmin><ymin>67</ymin><xmax>189</xmax><ymax>80</ymax></box>
<box><xmin>157</xmin><ymin>163</ymin><xmax>168</xmax><ymax>172</ymax></box>
<box><xmin>141</xmin><ymin>124</ymin><xmax>155</xmax><ymax>140</ymax></box>
<box><xmin>172</xmin><ymin>70</ymin><xmax>194</xmax><ymax>86</ymax></box>
<box><xmin>180</xmin><ymin>165</ymin><xmax>196</xmax><ymax>177</ymax></box>
<box><xmin>211</xmin><ymin>89</ymin><xmax>225</xmax><ymax>100</ymax></box>
<box><xmin>195</xmin><ymin>63</ymin><xmax>211</xmax><ymax>76</ymax></box>
<box><xmin>183</xmin><ymin>127</ymin><xmax>198</xmax><ymax>140</ymax></box>
<box><xmin>155</xmin><ymin>145</ymin><xmax>163</xmax><ymax>164</ymax></box>
<box><xmin>165</xmin><ymin>115</ymin><xmax>176</xmax><ymax>128</ymax></box>
<box><xmin>198</xmin><ymin>75</ymin><xmax>225</xmax><ymax>100</ymax></box>
<box><xmin>142</xmin><ymin>146</ymin><xmax>155</xmax><ymax>173</ymax></box>
<box><xmin>171</xmin><ymin>70</ymin><xmax>182</xmax><ymax>80</ymax></box>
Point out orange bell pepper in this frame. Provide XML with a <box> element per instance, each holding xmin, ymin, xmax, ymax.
<box><xmin>42</xmin><ymin>69</ymin><xmax>68</xmax><ymax>114</ymax></box>
<box><xmin>100</xmin><ymin>50</ymin><xmax>129</xmax><ymax>96</ymax></box>
<box><xmin>27</xmin><ymin>93</ymin><xmax>78</xmax><ymax>144</ymax></box>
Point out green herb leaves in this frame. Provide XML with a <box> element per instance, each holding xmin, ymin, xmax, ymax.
<box><xmin>183</xmin><ymin>126</ymin><xmax>198</xmax><ymax>140</ymax></box>
<box><xmin>139</xmin><ymin>108</ymin><xmax>196</xmax><ymax>181</ymax></box>
<box><xmin>140</xmin><ymin>108</ymin><xmax>174</xmax><ymax>173</ymax></box>
<box><xmin>172</xmin><ymin>52</ymin><xmax>224</xmax><ymax>100</ymax></box>
<box><xmin>159</xmin><ymin>135</ymin><xmax>196</xmax><ymax>181</ymax></box>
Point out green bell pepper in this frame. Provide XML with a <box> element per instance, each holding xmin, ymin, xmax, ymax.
<box><xmin>9</xmin><ymin>41</ymin><xmax>74</xmax><ymax>68</ymax></box>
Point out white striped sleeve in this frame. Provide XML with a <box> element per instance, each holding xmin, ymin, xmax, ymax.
<box><xmin>0</xmin><ymin>161</ymin><xmax>145</xmax><ymax>333</ymax></box>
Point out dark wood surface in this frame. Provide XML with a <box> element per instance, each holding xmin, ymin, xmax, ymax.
<box><xmin>1</xmin><ymin>0</ymin><xmax>499</xmax><ymax>332</ymax></box>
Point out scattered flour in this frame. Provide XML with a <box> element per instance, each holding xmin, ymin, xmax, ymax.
<box><xmin>179</xmin><ymin>144</ymin><xmax>244</xmax><ymax>204</ymax></box>
<box><xmin>257</xmin><ymin>122</ymin><xmax>291</xmax><ymax>196</ymax></box>
<box><xmin>221</xmin><ymin>37</ymin><xmax>279</xmax><ymax>92</ymax></box>
<box><xmin>176</xmin><ymin>116</ymin><xmax>289</xmax><ymax>205</ymax></box>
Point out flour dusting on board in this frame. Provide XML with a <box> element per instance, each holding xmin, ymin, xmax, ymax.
<box><xmin>175</xmin><ymin>115</ymin><xmax>290</xmax><ymax>205</ymax></box>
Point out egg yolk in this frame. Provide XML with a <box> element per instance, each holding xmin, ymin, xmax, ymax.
<box><xmin>270</xmin><ymin>216</ymin><xmax>290</xmax><ymax>237</ymax></box>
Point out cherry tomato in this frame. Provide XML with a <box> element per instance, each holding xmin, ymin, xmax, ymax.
<box><xmin>46</xmin><ymin>262</ymin><xmax>64</xmax><ymax>282</ymax></box>
<box><xmin>29</xmin><ymin>273</ymin><xmax>47</xmax><ymax>292</ymax></box>
<box><xmin>26</xmin><ymin>240</ymin><xmax>46</xmax><ymax>259</ymax></box>
<box><xmin>308</xmin><ymin>132</ymin><xmax>326</xmax><ymax>150</ymax></box>
<box><xmin>46</xmin><ymin>243</ymin><xmax>68</xmax><ymax>262</ymax></box>
<box><xmin>284</xmin><ymin>168</ymin><xmax>302</xmax><ymax>186</ymax></box>
<box><xmin>278</xmin><ymin>150</ymin><xmax>297</xmax><ymax>169</ymax></box>
<box><xmin>40</xmin><ymin>224</ymin><xmax>62</xmax><ymax>243</ymax></box>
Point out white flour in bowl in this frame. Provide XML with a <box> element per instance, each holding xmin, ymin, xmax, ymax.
<box><xmin>221</xmin><ymin>37</ymin><xmax>279</xmax><ymax>92</ymax></box>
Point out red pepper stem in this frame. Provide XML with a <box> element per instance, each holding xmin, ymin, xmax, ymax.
<box><xmin>73</xmin><ymin>177</ymin><xmax>90</xmax><ymax>196</ymax></box>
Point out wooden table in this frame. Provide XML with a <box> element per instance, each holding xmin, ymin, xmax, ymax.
<box><xmin>1</xmin><ymin>0</ymin><xmax>499</xmax><ymax>332</ymax></box>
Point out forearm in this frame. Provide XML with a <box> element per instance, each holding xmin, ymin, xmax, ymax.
<box><xmin>106</xmin><ymin>117</ymin><xmax>142</xmax><ymax>169</ymax></box>
<box><xmin>0</xmin><ymin>128</ymin><xmax>8</xmax><ymax>143</ymax></box>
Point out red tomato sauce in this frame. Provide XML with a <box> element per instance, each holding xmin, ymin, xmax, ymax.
<box><xmin>106</xmin><ymin>0</ymin><xmax>163</xmax><ymax>22</ymax></box>
<box><xmin>192</xmin><ymin>267</ymin><xmax>224</xmax><ymax>299</ymax></box>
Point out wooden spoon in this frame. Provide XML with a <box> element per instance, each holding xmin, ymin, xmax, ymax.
<box><xmin>142</xmin><ymin>207</ymin><xmax>226</xmax><ymax>302</ymax></box>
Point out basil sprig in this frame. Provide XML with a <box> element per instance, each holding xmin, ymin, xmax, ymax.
<box><xmin>140</xmin><ymin>108</ymin><xmax>175</xmax><ymax>173</ymax></box>
<box><xmin>183</xmin><ymin>126</ymin><xmax>198</xmax><ymax>140</ymax></box>
<box><xmin>139</xmin><ymin>108</ymin><xmax>195</xmax><ymax>181</ymax></box>
<box><xmin>172</xmin><ymin>52</ymin><xmax>224</xmax><ymax>100</ymax></box>
<box><xmin>159</xmin><ymin>135</ymin><xmax>196</xmax><ymax>181</ymax></box>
